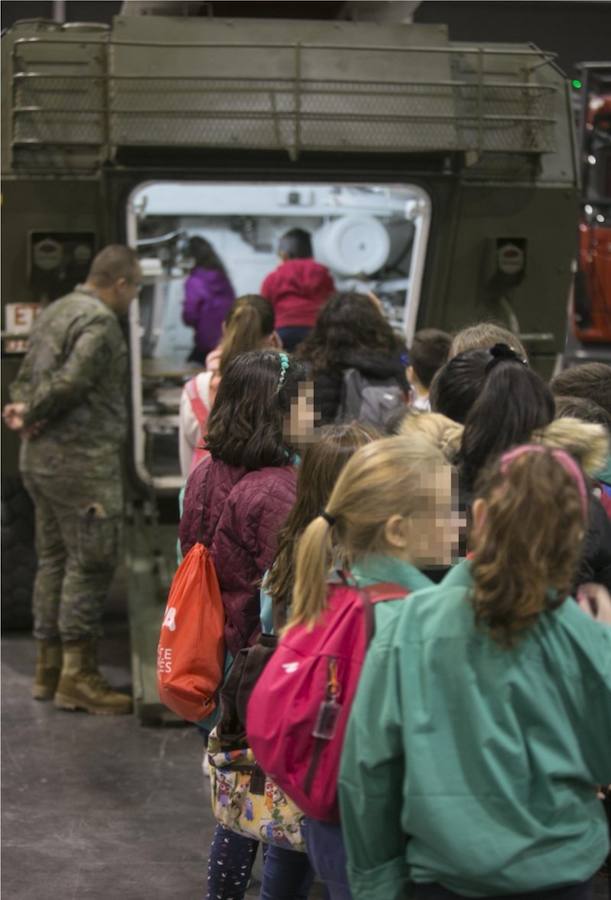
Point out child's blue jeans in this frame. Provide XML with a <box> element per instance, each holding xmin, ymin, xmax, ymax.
<box><xmin>303</xmin><ymin>818</ymin><xmax>352</xmax><ymax>900</ymax></box>
<box><xmin>260</xmin><ymin>843</ymin><xmax>314</xmax><ymax>900</ymax></box>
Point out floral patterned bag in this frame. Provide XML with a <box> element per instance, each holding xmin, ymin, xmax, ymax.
<box><xmin>208</xmin><ymin>726</ymin><xmax>305</xmax><ymax>851</ymax></box>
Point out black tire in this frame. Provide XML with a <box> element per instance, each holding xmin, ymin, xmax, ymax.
<box><xmin>1</xmin><ymin>476</ymin><xmax>35</xmax><ymax>631</ymax></box>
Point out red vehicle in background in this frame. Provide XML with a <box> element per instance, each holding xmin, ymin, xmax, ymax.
<box><xmin>572</xmin><ymin>63</ymin><xmax>611</xmax><ymax>344</ymax></box>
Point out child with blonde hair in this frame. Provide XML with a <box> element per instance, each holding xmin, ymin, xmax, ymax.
<box><xmin>249</xmin><ymin>435</ymin><xmax>460</xmax><ymax>899</ymax></box>
<box><xmin>257</xmin><ymin>422</ymin><xmax>375</xmax><ymax>899</ymax></box>
<box><xmin>398</xmin><ymin>411</ymin><xmax>463</xmax><ymax>465</ymax></box>
<box><xmin>341</xmin><ymin>446</ymin><xmax>611</xmax><ymax>899</ymax></box>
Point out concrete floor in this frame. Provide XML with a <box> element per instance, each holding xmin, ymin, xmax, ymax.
<box><xmin>2</xmin><ymin>626</ymin><xmax>609</xmax><ymax>900</ymax></box>
<box><xmin>1</xmin><ymin>625</ymin><xmax>270</xmax><ymax>900</ymax></box>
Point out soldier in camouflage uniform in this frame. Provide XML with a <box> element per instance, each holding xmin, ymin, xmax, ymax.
<box><xmin>3</xmin><ymin>245</ymin><xmax>142</xmax><ymax>715</ymax></box>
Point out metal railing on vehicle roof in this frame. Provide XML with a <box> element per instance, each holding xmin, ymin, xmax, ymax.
<box><xmin>9</xmin><ymin>35</ymin><xmax>560</xmax><ymax>169</ymax></box>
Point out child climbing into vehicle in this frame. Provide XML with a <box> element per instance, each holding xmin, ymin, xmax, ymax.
<box><xmin>261</xmin><ymin>228</ymin><xmax>335</xmax><ymax>352</ymax></box>
<box><xmin>182</xmin><ymin>235</ymin><xmax>235</xmax><ymax>365</ymax></box>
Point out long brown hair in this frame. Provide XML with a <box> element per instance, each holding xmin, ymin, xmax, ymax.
<box><xmin>265</xmin><ymin>423</ymin><xmax>376</xmax><ymax>630</ymax></box>
<box><xmin>470</xmin><ymin>447</ymin><xmax>586</xmax><ymax>647</ymax></box>
<box><xmin>288</xmin><ymin>435</ymin><xmax>449</xmax><ymax>630</ymax></box>
<box><xmin>219</xmin><ymin>295</ymin><xmax>274</xmax><ymax>377</ymax></box>
<box><xmin>206</xmin><ymin>350</ymin><xmax>307</xmax><ymax>470</ymax></box>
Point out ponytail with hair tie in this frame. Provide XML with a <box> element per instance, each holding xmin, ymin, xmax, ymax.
<box><xmin>218</xmin><ymin>294</ymin><xmax>274</xmax><ymax>377</ymax></box>
<box><xmin>320</xmin><ymin>510</ymin><xmax>336</xmax><ymax>527</ymax></box>
<box><xmin>485</xmin><ymin>343</ymin><xmax>527</xmax><ymax>374</ymax></box>
<box><xmin>471</xmin><ymin>444</ymin><xmax>588</xmax><ymax>647</ymax></box>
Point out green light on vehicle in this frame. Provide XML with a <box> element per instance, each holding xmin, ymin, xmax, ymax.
<box><xmin>572</xmin><ymin>79</ymin><xmax>582</xmax><ymax>90</ymax></box>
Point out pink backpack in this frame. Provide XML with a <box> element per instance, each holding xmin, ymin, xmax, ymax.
<box><xmin>246</xmin><ymin>579</ymin><xmax>409</xmax><ymax>823</ymax></box>
<box><xmin>186</xmin><ymin>374</ymin><xmax>217</xmax><ymax>473</ymax></box>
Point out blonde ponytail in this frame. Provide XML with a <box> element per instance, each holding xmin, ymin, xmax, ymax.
<box><xmin>399</xmin><ymin>412</ymin><xmax>463</xmax><ymax>464</ymax></box>
<box><xmin>290</xmin><ymin>516</ymin><xmax>335</xmax><ymax>629</ymax></box>
<box><xmin>287</xmin><ymin>434</ymin><xmax>450</xmax><ymax>631</ymax></box>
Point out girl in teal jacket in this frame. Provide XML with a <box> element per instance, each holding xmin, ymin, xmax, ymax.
<box><xmin>286</xmin><ymin>434</ymin><xmax>461</xmax><ymax>899</ymax></box>
<box><xmin>340</xmin><ymin>444</ymin><xmax>611</xmax><ymax>900</ymax></box>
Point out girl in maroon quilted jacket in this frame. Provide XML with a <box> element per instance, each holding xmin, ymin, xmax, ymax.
<box><xmin>179</xmin><ymin>348</ymin><xmax>314</xmax><ymax>900</ymax></box>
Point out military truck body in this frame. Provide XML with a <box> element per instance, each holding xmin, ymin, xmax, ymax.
<box><xmin>1</xmin><ymin>14</ymin><xmax>578</xmax><ymax>718</ymax></box>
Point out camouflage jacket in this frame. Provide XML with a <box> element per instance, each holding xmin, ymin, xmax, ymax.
<box><xmin>10</xmin><ymin>287</ymin><xmax>128</xmax><ymax>475</ymax></box>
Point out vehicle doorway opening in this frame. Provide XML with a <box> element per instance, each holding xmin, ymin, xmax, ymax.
<box><xmin>127</xmin><ymin>180</ymin><xmax>431</xmax><ymax>491</ymax></box>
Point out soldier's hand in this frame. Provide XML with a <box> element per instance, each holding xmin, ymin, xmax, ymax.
<box><xmin>2</xmin><ymin>403</ymin><xmax>27</xmax><ymax>431</ymax></box>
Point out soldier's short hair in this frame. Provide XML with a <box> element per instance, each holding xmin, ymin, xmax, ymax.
<box><xmin>449</xmin><ymin>322</ymin><xmax>527</xmax><ymax>361</ymax></box>
<box><xmin>87</xmin><ymin>245</ymin><xmax>140</xmax><ymax>288</ymax></box>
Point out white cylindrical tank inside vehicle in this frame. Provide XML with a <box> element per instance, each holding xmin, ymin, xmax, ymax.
<box><xmin>313</xmin><ymin>215</ymin><xmax>391</xmax><ymax>276</ymax></box>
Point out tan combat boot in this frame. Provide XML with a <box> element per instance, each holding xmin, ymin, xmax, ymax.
<box><xmin>54</xmin><ymin>639</ymin><xmax>132</xmax><ymax>715</ymax></box>
<box><xmin>32</xmin><ymin>639</ymin><xmax>62</xmax><ymax>701</ymax></box>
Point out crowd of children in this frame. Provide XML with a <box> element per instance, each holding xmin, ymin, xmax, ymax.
<box><xmin>171</xmin><ymin>241</ymin><xmax>611</xmax><ymax>900</ymax></box>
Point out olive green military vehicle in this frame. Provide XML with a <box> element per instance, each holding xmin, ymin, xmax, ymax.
<box><xmin>1</xmin><ymin>14</ymin><xmax>578</xmax><ymax>720</ymax></box>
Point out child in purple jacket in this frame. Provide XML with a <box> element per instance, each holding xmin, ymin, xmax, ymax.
<box><xmin>183</xmin><ymin>236</ymin><xmax>235</xmax><ymax>364</ymax></box>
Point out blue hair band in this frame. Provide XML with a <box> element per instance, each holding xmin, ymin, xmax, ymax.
<box><xmin>277</xmin><ymin>352</ymin><xmax>290</xmax><ymax>391</ymax></box>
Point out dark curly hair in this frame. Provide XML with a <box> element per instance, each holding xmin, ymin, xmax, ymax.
<box><xmin>298</xmin><ymin>292</ymin><xmax>401</xmax><ymax>371</ymax></box>
<box><xmin>205</xmin><ymin>350</ymin><xmax>307</xmax><ymax>469</ymax></box>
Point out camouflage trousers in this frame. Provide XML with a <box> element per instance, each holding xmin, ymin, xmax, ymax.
<box><xmin>22</xmin><ymin>469</ymin><xmax>123</xmax><ymax>642</ymax></box>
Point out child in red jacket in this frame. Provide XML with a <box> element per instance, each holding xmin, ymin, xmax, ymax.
<box><xmin>261</xmin><ymin>228</ymin><xmax>335</xmax><ymax>352</ymax></box>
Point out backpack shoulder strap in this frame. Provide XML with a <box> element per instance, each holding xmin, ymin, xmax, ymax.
<box><xmin>199</xmin><ymin>370</ymin><xmax>215</xmax><ymax>408</ymax></box>
<box><xmin>363</xmin><ymin>582</ymin><xmax>410</xmax><ymax>604</ymax></box>
<box><xmin>360</xmin><ymin>582</ymin><xmax>411</xmax><ymax>644</ymax></box>
<box><xmin>332</xmin><ymin>575</ymin><xmax>408</xmax><ymax>604</ymax></box>
<box><xmin>185</xmin><ymin>375</ymin><xmax>210</xmax><ymax>430</ymax></box>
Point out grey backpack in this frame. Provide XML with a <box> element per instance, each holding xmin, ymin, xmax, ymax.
<box><xmin>335</xmin><ymin>368</ymin><xmax>406</xmax><ymax>429</ymax></box>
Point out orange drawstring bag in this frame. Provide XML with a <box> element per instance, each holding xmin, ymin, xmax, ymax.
<box><xmin>157</xmin><ymin>542</ymin><xmax>225</xmax><ymax>722</ymax></box>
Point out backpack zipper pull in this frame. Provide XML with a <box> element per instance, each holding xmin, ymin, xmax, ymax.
<box><xmin>312</xmin><ymin>657</ymin><xmax>341</xmax><ymax>740</ymax></box>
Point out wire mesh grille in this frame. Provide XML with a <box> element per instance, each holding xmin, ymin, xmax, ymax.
<box><xmin>10</xmin><ymin>40</ymin><xmax>559</xmax><ymax>166</ymax></box>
